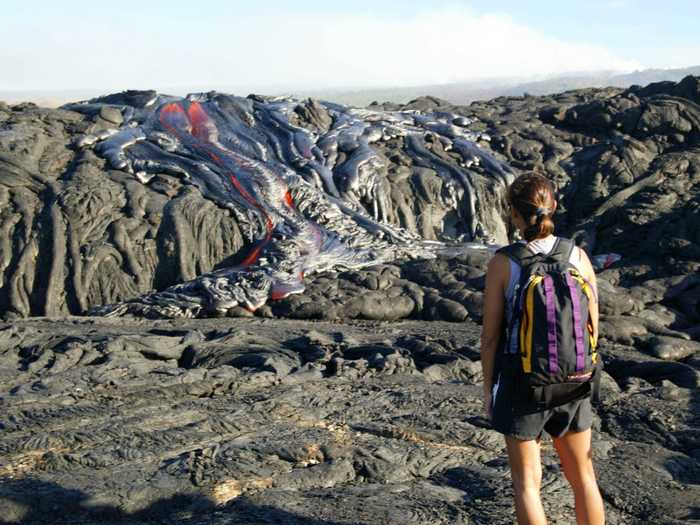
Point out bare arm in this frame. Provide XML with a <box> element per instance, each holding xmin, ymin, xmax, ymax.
<box><xmin>480</xmin><ymin>254</ymin><xmax>508</xmax><ymax>398</ymax></box>
<box><xmin>577</xmin><ymin>247</ymin><xmax>599</xmax><ymax>344</ymax></box>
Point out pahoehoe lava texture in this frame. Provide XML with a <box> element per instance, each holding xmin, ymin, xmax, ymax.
<box><xmin>2</xmin><ymin>80</ymin><xmax>700</xmax><ymax>320</ymax></box>
<box><xmin>4</xmin><ymin>91</ymin><xmax>514</xmax><ymax>318</ymax></box>
<box><xmin>0</xmin><ymin>317</ymin><xmax>698</xmax><ymax>524</ymax></box>
<box><xmin>1</xmin><ymin>77</ymin><xmax>700</xmax><ymax>524</ymax></box>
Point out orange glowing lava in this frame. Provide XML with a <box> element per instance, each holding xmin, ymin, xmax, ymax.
<box><xmin>158</xmin><ymin>100</ymin><xmax>277</xmax><ymax>269</ymax></box>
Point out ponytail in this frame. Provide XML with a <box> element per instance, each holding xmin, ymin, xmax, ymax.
<box><xmin>508</xmin><ymin>174</ymin><xmax>556</xmax><ymax>241</ymax></box>
<box><xmin>523</xmin><ymin>208</ymin><xmax>555</xmax><ymax>241</ymax></box>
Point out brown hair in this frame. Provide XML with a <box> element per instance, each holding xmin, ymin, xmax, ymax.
<box><xmin>507</xmin><ymin>173</ymin><xmax>556</xmax><ymax>242</ymax></box>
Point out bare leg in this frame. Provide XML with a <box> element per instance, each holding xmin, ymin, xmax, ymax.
<box><xmin>553</xmin><ymin>428</ymin><xmax>605</xmax><ymax>525</ymax></box>
<box><xmin>505</xmin><ymin>436</ymin><xmax>547</xmax><ymax>525</ymax></box>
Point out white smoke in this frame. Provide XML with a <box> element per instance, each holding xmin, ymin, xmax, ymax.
<box><xmin>3</xmin><ymin>5</ymin><xmax>645</xmax><ymax>92</ymax></box>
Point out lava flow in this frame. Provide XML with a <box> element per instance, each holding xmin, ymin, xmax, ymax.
<box><xmin>159</xmin><ymin>101</ymin><xmax>276</xmax><ymax>268</ymax></box>
<box><xmin>70</xmin><ymin>91</ymin><xmax>513</xmax><ymax>318</ymax></box>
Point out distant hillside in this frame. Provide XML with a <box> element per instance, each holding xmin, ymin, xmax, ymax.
<box><xmin>294</xmin><ymin>65</ymin><xmax>700</xmax><ymax>106</ymax></box>
<box><xmin>0</xmin><ymin>89</ymin><xmax>103</xmax><ymax>108</ymax></box>
<box><xmin>3</xmin><ymin>65</ymin><xmax>700</xmax><ymax>109</ymax></box>
<box><xmin>499</xmin><ymin>65</ymin><xmax>700</xmax><ymax>97</ymax></box>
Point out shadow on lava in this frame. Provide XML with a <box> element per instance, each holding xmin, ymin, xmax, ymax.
<box><xmin>0</xmin><ymin>477</ymin><xmax>349</xmax><ymax>525</ymax></box>
<box><xmin>430</xmin><ymin>465</ymin><xmax>501</xmax><ymax>501</ymax></box>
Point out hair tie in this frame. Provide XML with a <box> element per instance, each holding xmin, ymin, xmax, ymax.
<box><xmin>535</xmin><ymin>206</ymin><xmax>550</xmax><ymax>217</ymax></box>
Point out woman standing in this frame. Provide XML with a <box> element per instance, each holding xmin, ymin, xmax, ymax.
<box><xmin>480</xmin><ymin>173</ymin><xmax>605</xmax><ymax>525</ymax></box>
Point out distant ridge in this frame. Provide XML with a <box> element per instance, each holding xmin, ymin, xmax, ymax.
<box><xmin>498</xmin><ymin>65</ymin><xmax>700</xmax><ymax>97</ymax></box>
<box><xmin>294</xmin><ymin>65</ymin><xmax>700</xmax><ymax>106</ymax></box>
<box><xmin>2</xmin><ymin>65</ymin><xmax>699</xmax><ymax>108</ymax></box>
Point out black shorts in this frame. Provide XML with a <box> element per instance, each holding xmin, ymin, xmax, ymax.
<box><xmin>491</xmin><ymin>370</ymin><xmax>593</xmax><ymax>441</ymax></box>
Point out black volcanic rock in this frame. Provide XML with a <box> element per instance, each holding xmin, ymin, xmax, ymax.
<box><xmin>1</xmin><ymin>79</ymin><xmax>699</xmax><ymax>323</ymax></box>
<box><xmin>0</xmin><ymin>91</ymin><xmax>516</xmax><ymax>318</ymax></box>
<box><xmin>92</xmin><ymin>89</ymin><xmax>159</xmax><ymax>107</ymax></box>
<box><xmin>1</xmin><ymin>316</ymin><xmax>698</xmax><ymax>524</ymax></box>
<box><xmin>1</xmin><ymin>78</ymin><xmax>700</xmax><ymax>524</ymax></box>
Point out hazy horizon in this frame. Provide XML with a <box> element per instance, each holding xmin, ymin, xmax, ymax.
<box><xmin>3</xmin><ymin>65</ymin><xmax>699</xmax><ymax>109</ymax></box>
<box><xmin>3</xmin><ymin>0</ymin><xmax>699</xmax><ymax>99</ymax></box>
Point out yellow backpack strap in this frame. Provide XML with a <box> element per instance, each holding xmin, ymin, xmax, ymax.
<box><xmin>568</xmin><ymin>270</ymin><xmax>598</xmax><ymax>354</ymax></box>
<box><xmin>519</xmin><ymin>276</ymin><xmax>543</xmax><ymax>373</ymax></box>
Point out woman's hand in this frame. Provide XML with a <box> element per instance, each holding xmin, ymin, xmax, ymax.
<box><xmin>481</xmin><ymin>253</ymin><xmax>507</xmax><ymax>422</ymax></box>
<box><xmin>483</xmin><ymin>388</ymin><xmax>493</xmax><ymax>420</ymax></box>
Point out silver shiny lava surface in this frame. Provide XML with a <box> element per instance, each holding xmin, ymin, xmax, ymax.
<box><xmin>67</xmin><ymin>92</ymin><xmax>512</xmax><ymax>317</ymax></box>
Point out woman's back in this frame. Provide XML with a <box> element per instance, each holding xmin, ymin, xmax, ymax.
<box><xmin>480</xmin><ymin>172</ymin><xmax>605</xmax><ymax>524</ymax></box>
<box><xmin>501</xmin><ymin>234</ymin><xmax>588</xmax><ymax>354</ymax></box>
<box><xmin>504</xmin><ymin>234</ymin><xmax>583</xmax><ymax>302</ymax></box>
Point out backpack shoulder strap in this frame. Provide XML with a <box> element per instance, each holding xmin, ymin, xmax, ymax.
<box><xmin>496</xmin><ymin>242</ymin><xmax>537</xmax><ymax>267</ymax></box>
<box><xmin>546</xmin><ymin>237</ymin><xmax>575</xmax><ymax>263</ymax></box>
<box><xmin>497</xmin><ymin>237</ymin><xmax>576</xmax><ymax>271</ymax></box>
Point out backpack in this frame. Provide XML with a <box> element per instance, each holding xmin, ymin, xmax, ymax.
<box><xmin>497</xmin><ymin>238</ymin><xmax>601</xmax><ymax>405</ymax></box>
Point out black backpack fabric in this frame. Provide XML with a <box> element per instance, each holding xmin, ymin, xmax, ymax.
<box><xmin>497</xmin><ymin>238</ymin><xmax>601</xmax><ymax>405</ymax></box>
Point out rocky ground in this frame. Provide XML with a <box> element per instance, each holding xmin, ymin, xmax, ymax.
<box><xmin>1</xmin><ymin>77</ymin><xmax>699</xmax><ymax>523</ymax></box>
<box><xmin>0</xmin><ymin>316</ymin><xmax>698</xmax><ymax>524</ymax></box>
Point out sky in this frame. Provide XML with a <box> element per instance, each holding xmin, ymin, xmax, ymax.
<box><xmin>2</xmin><ymin>0</ymin><xmax>699</xmax><ymax>93</ymax></box>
